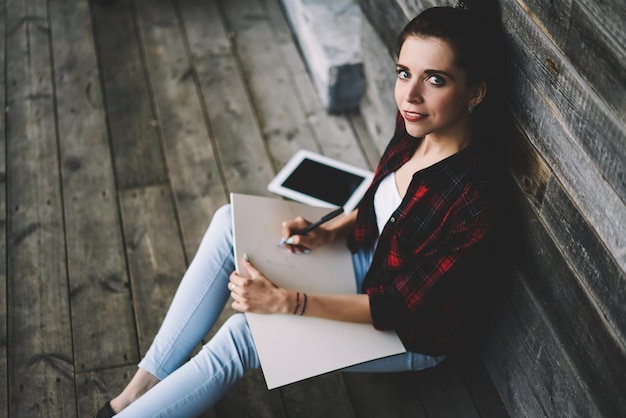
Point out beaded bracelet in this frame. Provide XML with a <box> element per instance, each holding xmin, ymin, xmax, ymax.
<box><xmin>293</xmin><ymin>292</ymin><xmax>300</xmax><ymax>315</ymax></box>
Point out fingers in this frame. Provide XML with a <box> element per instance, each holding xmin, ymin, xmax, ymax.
<box><xmin>228</xmin><ymin>265</ymin><xmax>247</xmax><ymax>306</ymax></box>
<box><xmin>229</xmin><ymin>270</ymin><xmax>247</xmax><ymax>312</ymax></box>
<box><xmin>280</xmin><ymin>217</ymin><xmax>310</xmax><ymax>241</ymax></box>
<box><xmin>282</xmin><ymin>216</ymin><xmax>309</xmax><ymax>232</ymax></box>
<box><xmin>229</xmin><ymin>256</ymin><xmax>281</xmax><ymax>314</ymax></box>
<box><xmin>241</xmin><ymin>255</ymin><xmax>259</xmax><ymax>277</ymax></box>
<box><xmin>280</xmin><ymin>218</ymin><xmax>336</xmax><ymax>253</ymax></box>
<box><xmin>228</xmin><ymin>276</ymin><xmax>241</xmax><ymax>305</ymax></box>
<box><xmin>228</xmin><ymin>255</ymin><xmax>271</xmax><ymax>296</ymax></box>
<box><xmin>230</xmin><ymin>257</ymin><xmax>251</xmax><ymax>312</ymax></box>
<box><xmin>229</xmin><ymin>269</ymin><xmax>244</xmax><ymax>287</ymax></box>
<box><xmin>278</xmin><ymin>231</ymin><xmax>312</xmax><ymax>254</ymax></box>
<box><xmin>287</xmin><ymin>242</ymin><xmax>310</xmax><ymax>254</ymax></box>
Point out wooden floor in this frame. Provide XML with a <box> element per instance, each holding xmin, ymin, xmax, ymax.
<box><xmin>0</xmin><ymin>0</ymin><xmax>509</xmax><ymax>416</ymax></box>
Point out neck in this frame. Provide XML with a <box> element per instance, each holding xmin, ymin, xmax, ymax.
<box><xmin>418</xmin><ymin>124</ymin><xmax>473</xmax><ymax>158</ymax></box>
<box><xmin>419</xmin><ymin>135</ymin><xmax>470</xmax><ymax>154</ymax></box>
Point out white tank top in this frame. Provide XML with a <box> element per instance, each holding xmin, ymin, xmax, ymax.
<box><xmin>373</xmin><ymin>172</ymin><xmax>402</xmax><ymax>235</ymax></box>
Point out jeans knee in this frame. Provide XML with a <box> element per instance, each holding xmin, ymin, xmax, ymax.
<box><xmin>213</xmin><ymin>204</ymin><xmax>232</xmax><ymax>225</ymax></box>
<box><xmin>206</xmin><ymin>314</ymin><xmax>259</xmax><ymax>371</ymax></box>
<box><xmin>221</xmin><ymin>314</ymin><xmax>252</xmax><ymax>345</ymax></box>
<box><xmin>197</xmin><ymin>204</ymin><xmax>234</xmax><ymax>252</ymax></box>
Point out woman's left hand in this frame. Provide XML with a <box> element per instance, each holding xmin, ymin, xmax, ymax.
<box><xmin>229</xmin><ymin>256</ymin><xmax>289</xmax><ymax>314</ymax></box>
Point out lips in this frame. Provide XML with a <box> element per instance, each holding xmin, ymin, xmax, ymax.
<box><xmin>402</xmin><ymin>110</ymin><xmax>427</xmax><ymax>122</ymax></box>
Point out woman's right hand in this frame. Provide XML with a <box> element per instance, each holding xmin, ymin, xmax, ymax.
<box><xmin>279</xmin><ymin>209</ymin><xmax>358</xmax><ymax>254</ymax></box>
<box><xmin>280</xmin><ymin>217</ymin><xmax>335</xmax><ymax>253</ymax></box>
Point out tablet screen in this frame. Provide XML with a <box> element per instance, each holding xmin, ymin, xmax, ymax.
<box><xmin>268</xmin><ymin>150</ymin><xmax>374</xmax><ymax>212</ymax></box>
<box><xmin>281</xmin><ymin>158</ymin><xmax>366</xmax><ymax>207</ymax></box>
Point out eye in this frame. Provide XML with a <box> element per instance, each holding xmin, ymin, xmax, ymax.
<box><xmin>426</xmin><ymin>74</ymin><xmax>446</xmax><ymax>86</ymax></box>
<box><xmin>396</xmin><ymin>68</ymin><xmax>410</xmax><ymax>80</ymax></box>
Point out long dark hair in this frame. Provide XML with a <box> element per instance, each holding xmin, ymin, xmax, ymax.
<box><xmin>397</xmin><ymin>0</ymin><xmax>511</xmax><ymax>162</ymax></box>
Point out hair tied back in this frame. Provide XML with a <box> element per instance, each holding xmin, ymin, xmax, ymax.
<box><xmin>455</xmin><ymin>0</ymin><xmax>472</xmax><ymax>11</ymax></box>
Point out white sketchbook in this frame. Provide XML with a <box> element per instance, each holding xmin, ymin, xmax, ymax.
<box><xmin>230</xmin><ymin>193</ymin><xmax>406</xmax><ymax>389</ymax></box>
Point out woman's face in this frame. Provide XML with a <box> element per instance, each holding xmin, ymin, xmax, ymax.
<box><xmin>394</xmin><ymin>36</ymin><xmax>484</xmax><ymax>140</ymax></box>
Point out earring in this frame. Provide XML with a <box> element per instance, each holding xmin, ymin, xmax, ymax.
<box><xmin>467</xmin><ymin>105</ymin><xmax>474</xmax><ymax>114</ymax></box>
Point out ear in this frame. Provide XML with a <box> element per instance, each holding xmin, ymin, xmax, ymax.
<box><xmin>468</xmin><ymin>81</ymin><xmax>487</xmax><ymax>108</ymax></box>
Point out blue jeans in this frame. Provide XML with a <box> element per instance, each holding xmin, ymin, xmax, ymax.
<box><xmin>116</xmin><ymin>205</ymin><xmax>444</xmax><ymax>417</ymax></box>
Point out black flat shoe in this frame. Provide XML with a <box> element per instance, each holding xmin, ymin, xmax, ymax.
<box><xmin>95</xmin><ymin>401</ymin><xmax>116</xmax><ymax>418</ymax></box>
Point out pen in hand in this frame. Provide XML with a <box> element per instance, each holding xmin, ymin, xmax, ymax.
<box><xmin>277</xmin><ymin>207</ymin><xmax>344</xmax><ymax>247</ymax></box>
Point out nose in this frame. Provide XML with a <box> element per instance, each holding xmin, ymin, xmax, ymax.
<box><xmin>404</xmin><ymin>80</ymin><xmax>423</xmax><ymax>104</ymax></box>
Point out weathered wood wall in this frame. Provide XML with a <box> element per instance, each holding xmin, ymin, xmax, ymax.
<box><xmin>356</xmin><ymin>0</ymin><xmax>626</xmax><ymax>416</ymax></box>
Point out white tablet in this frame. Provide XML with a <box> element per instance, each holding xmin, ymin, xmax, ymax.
<box><xmin>268</xmin><ymin>150</ymin><xmax>374</xmax><ymax>213</ymax></box>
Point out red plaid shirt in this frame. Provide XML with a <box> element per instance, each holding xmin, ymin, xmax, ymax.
<box><xmin>349</xmin><ymin>115</ymin><xmax>497</xmax><ymax>355</ymax></box>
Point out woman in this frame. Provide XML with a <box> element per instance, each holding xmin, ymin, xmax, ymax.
<box><xmin>96</xmin><ymin>1</ymin><xmax>508</xmax><ymax>416</ymax></box>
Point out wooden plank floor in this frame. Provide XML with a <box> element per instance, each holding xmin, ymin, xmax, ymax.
<box><xmin>0</xmin><ymin>0</ymin><xmax>509</xmax><ymax>416</ymax></box>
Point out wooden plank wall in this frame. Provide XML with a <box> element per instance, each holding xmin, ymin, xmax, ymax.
<box><xmin>0</xmin><ymin>0</ymin><xmax>6</xmax><ymax>415</ymax></box>
<box><xmin>356</xmin><ymin>0</ymin><xmax>626</xmax><ymax>417</ymax></box>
